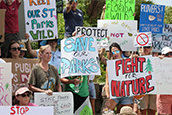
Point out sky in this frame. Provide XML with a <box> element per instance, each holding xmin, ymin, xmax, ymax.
<box><xmin>149</xmin><ymin>0</ymin><xmax>172</xmax><ymax>6</ymax></box>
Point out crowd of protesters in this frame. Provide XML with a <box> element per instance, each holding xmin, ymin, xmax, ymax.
<box><xmin>0</xmin><ymin>0</ymin><xmax>172</xmax><ymax>115</ymax></box>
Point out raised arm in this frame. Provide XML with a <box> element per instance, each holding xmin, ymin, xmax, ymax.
<box><xmin>18</xmin><ymin>0</ymin><xmax>22</xmax><ymax>3</ymax></box>
<box><xmin>66</xmin><ymin>0</ymin><xmax>74</xmax><ymax>13</ymax></box>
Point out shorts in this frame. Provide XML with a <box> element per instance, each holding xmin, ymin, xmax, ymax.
<box><xmin>89</xmin><ymin>81</ymin><xmax>96</xmax><ymax>99</ymax></box>
<box><xmin>157</xmin><ymin>94</ymin><xmax>172</xmax><ymax>114</ymax></box>
<box><xmin>138</xmin><ymin>94</ymin><xmax>156</xmax><ymax>110</ymax></box>
<box><xmin>113</xmin><ymin>97</ymin><xmax>133</xmax><ymax>105</ymax></box>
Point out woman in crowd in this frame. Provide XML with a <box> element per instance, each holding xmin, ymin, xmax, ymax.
<box><xmin>103</xmin><ymin>43</ymin><xmax>133</xmax><ymax>114</ymax></box>
<box><xmin>13</xmin><ymin>87</ymin><xmax>37</xmax><ymax>106</ymax></box>
<box><xmin>28</xmin><ymin>45</ymin><xmax>61</xmax><ymax>95</ymax></box>
<box><xmin>7</xmin><ymin>41</ymin><xmax>21</xmax><ymax>59</ymax></box>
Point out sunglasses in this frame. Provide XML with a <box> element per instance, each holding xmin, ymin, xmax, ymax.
<box><xmin>18</xmin><ymin>93</ymin><xmax>30</xmax><ymax>97</ymax></box>
<box><xmin>112</xmin><ymin>50</ymin><xmax>120</xmax><ymax>55</ymax></box>
<box><xmin>165</xmin><ymin>52</ymin><xmax>172</xmax><ymax>56</ymax></box>
<box><xmin>48</xmin><ymin>39</ymin><xmax>57</xmax><ymax>43</ymax></box>
<box><xmin>11</xmin><ymin>47</ymin><xmax>21</xmax><ymax>51</ymax></box>
<box><xmin>144</xmin><ymin>46</ymin><xmax>151</xmax><ymax>48</ymax></box>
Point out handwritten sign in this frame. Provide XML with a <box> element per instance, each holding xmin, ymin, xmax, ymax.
<box><xmin>76</xmin><ymin>26</ymin><xmax>109</xmax><ymax>50</ymax></box>
<box><xmin>61</xmin><ymin>36</ymin><xmax>101</xmax><ymax>77</ymax></box>
<box><xmin>74</xmin><ymin>96</ymin><xmax>92</xmax><ymax>115</ymax></box>
<box><xmin>98</xmin><ymin>20</ymin><xmax>137</xmax><ymax>51</ymax></box>
<box><xmin>105</xmin><ymin>0</ymin><xmax>135</xmax><ymax>20</ymax></box>
<box><xmin>134</xmin><ymin>32</ymin><xmax>152</xmax><ymax>47</ymax></box>
<box><xmin>3</xmin><ymin>59</ymin><xmax>38</xmax><ymax>95</ymax></box>
<box><xmin>34</xmin><ymin>92</ymin><xmax>73</xmax><ymax>115</ymax></box>
<box><xmin>0</xmin><ymin>9</ymin><xmax>5</xmax><ymax>42</ymax></box>
<box><xmin>153</xmin><ymin>57</ymin><xmax>172</xmax><ymax>94</ymax></box>
<box><xmin>107</xmin><ymin>56</ymin><xmax>156</xmax><ymax>98</ymax></box>
<box><xmin>139</xmin><ymin>4</ymin><xmax>165</xmax><ymax>34</ymax></box>
<box><xmin>0</xmin><ymin>106</ymin><xmax>53</xmax><ymax>115</ymax></box>
<box><xmin>56</xmin><ymin>0</ymin><xmax>63</xmax><ymax>13</ymax></box>
<box><xmin>0</xmin><ymin>63</ymin><xmax>12</xmax><ymax>106</ymax></box>
<box><xmin>24</xmin><ymin>0</ymin><xmax>58</xmax><ymax>41</ymax></box>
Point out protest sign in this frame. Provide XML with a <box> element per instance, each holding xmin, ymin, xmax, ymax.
<box><xmin>76</xmin><ymin>26</ymin><xmax>109</xmax><ymax>50</ymax></box>
<box><xmin>105</xmin><ymin>0</ymin><xmax>135</xmax><ymax>20</ymax></box>
<box><xmin>74</xmin><ymin>96</ymin><xmax>92</xmax><ymax>115</ymax></box>
<box><xmin>98</xmin><ymin>20</ymin><xmax>137</xmax><ymax>51</ymax></box>
<box><xmin>0</xmin><ymin>9</ymin><xmax>5</xmax><ymax>42</ymax></box>
<box><xmin>139</xmin><ymin>4</ymin><xmax>165</xmax><ymax>34</ymax></box>
<box><xmin>154</xmin><ymin>57</ymin><xmax>172</xmax><ymax>94</ymax></box>
<box><xmin>56</xmin><ymin>0</ymin><xmax>63</xmax><ymax>13</ymax></box>
<box><xmin>24</xmin><ymin>0</ymin><xmax>58</xmax><ymax>41</ymax></box>
<box><xmin>152</xmin><ymin>24</ymin><xmax>172</xmax><ymax>52</ymax></box>
<box><xmin>0</xmin><ymin>106</ymin><xmax>53</xmax><ymax>115</ymax></box>
<box><xmin>107</xmin><ymin>56</ymin><xmax>156</xmax><ymax>98</ymax></box>
<box><xmin>134</xmin><ymin>32</ymin><xmax>152</xmax><ymax>47</ymax></box>
<box><xmin>61</xmin><ymin>36</ymin><xmax>101</xmax><ymax>77</ymax></box>
<box><xmin>34</xmin><ymin>92</ymin><xmax>73</xmax><ymax>115</ymax></box>
<box><xmin>3</xmin><ymin>59</ymin><xmax>38</xmax><ymax>95</ymax></box>
<box><xmin>0</xmin><ymin>63</ymin><xmax>12</xmax><ymax>106</ymax></box>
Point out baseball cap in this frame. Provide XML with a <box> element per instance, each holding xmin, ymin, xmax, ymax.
<box><xmin>161</xmin><ymin>47</ymin><xmax>172</xmax><ymax>55</ymax></box>
<box><xmin>15</xmin><ymin>87</ymin><xmax>32</xmax><ymax>96</ymax></box>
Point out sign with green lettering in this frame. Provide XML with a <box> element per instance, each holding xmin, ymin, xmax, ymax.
<box><xmin>79</xmin><ymin>105</ymin><xmax>92</xmax><ymax>115</ymax></box>
<box><xmin>105</xmin><ymin>0</ymin><xmax>135</xmax><ymax>20</ymax></box>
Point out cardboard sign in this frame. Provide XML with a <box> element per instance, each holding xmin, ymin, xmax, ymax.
<box><xmin>0</xmin><ymin>106</ymin><xmax>53</xmax><ymax>115</ymax></box>
<box><xmin>0</xmin><ymin>9</ymin><xmax>5</xmax><ymax>42</ymax></box>
<box><xmin>97</xmin><ymin>20</ymin><xmax>137</xmax><ymax>51</ymax></box>
<box><xmin>0</xmin><ymin>63</ymin><xmax>12</xmax><ymax>106</ymax></box>
<box><xmin>74</xmin><ymin>96</ymin><xmax>92</xmax><ymax>115</ymax></box>
<box><xmin>76</xmin><ymin>26</ymin><xmax>109</xmax><ymax>50</ymax></box>
<box><xmin>105</xmin><ymin>0</ymin><xmax>135</xmax><ymax>20</ymax></box>
<box><xmin>24</xmin><ymin>0</ymin><xmax>58</xmax><ymax>41</ymax></box>
<box><xmin>61</xmin><ymin>36</ymin><xmax>101</xmax><ymax>77</ymax></box>
<box><xmin>139</xmin><ymin>4</ymin><xmax>165</xmax><ymax>34</ymax></box>
<box><xmin>3</xmin><ymin>59</ymin><xmax>38</xmax><ymax>95</ymax></box>
<box><xmin>56</xmin><ymin>0</ymin><xmax>63</xmax><ymax>13</ymax></box>
<box><xmin>34</xmin><ymin>92</ymin><xmax>73</xmax><ymax>115</ymax></box>
<box><xmin>107</xmin><ymin>56</ymin><xmax>156</xmax><ymax>98</ymax></box>
<box><xmin>154</xmin><ymin>57</ymin><xmax>172</xmax><ymax>94</ymax></box>
<box><xmin>152</xmin><ymin>24</ymin><xmax>172</xmax><ymax>52</ymax></box>
<box><xmin>134</xmin><ymin>32</ymin><xmax>152</xmax><ymax>47</ymax></box>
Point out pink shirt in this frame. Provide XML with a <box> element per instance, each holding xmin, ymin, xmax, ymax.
<box><xmin>0</xmin><ymin>0</ymin><xmax>21</xmax><ymax>33</ymax></box>
<box><xmin>15</xmin><ymin>103</ymin><xmax>38</xmax><ymax>106</ymax></box>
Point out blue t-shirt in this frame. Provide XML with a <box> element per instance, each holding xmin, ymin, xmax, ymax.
<box><xmin>63</xmin><ymin>8</ymin><xmax>83</xmax><ymax>37</ymax></box>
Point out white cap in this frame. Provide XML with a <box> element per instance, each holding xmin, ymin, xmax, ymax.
<box><xmin>161</xmin><ymin>47</ymin><xmax>172</xmax><ymax>55</ymax></box>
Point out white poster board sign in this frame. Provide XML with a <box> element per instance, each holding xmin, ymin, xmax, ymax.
<box><xmin>154</xmin><ymin>57</ymin><xmax>172</xmax><ymax>94</ymax></box>
<box><xmin>98</xmin><ymin>20</ymin><xmax>137</xmax><ymax>51</ymax></box>
<box><xmin>107</xmin><ymin>56</ymin><xmax>156</xmax><ymax>98</ymax></box>
<box><xmin>134</xmin><ymin>32</ymin><xmax>152</xmax><ymax>47</ymax></box>
<box><xmin>0</xmin><ymin>106</ymin><xmax>53</xmax><ymax>115</ymax></box>
<box><xmin>74</xmin><ymin>96</ymin><xmax>92</xmax><ymax>115</ymax></box>
<box><xmin>24</xmin><ymin>0</ymin><xmax>58</xmax><ymax>41</ymax></box>
<box><xmin>34</xmin><ymin>92</ymin><xmax>73</xmax><ymax>115</ymax></box>
<box><xmin>76</xmin><ymin>26</ymin><xmax>109</xmax><ymax>50</ymax></box>
<box><xmin>0</xmin><ymin>63</ymin><xmax>12</xmax><ymax>106</ymax></box>
<box><xmin>61</xmin><ymin>36</ymin><xmax>101</xmax><ymax>77</ymax></box>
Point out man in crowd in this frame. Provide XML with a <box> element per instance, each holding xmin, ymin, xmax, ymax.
<box><xmin>0</xmin><ymin>0</ymin><xmax>22</xmax><ymax>58</ymax></box>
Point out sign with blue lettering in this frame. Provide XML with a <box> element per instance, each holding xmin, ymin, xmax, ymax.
<box><xmin>139</xmin><ymin>4</ymin><xmax>165</xmax><ymax>34</ymax></box>
<box><xmin>61</xmin><ymin>36</ymin><xmax>101</xmax><ymax>78</ymax></box>
<box><xmin>24</xmin><ymin>0</ymin><xmax>58</xmax><ymax>41</ymax></box>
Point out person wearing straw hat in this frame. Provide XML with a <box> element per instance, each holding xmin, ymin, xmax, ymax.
<box><xmin>116</xmin><ymin>106</ymin><xmax>137</xmax><ymax>115</ymax></box>
<box><xmin>19</xmin><ymin>41</ymin><xmax>27</xmax><ymax>59</ymax></box>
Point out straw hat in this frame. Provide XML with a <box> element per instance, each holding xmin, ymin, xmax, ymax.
<box><xmin>119</xmin><ymin>106</ymin><xmax>137</xmax><ymax>115</ymax></box>
<box><xmin>19</xmin><ymin>41</ymin><xmax>27</xmax><ymax>51</ymax></box>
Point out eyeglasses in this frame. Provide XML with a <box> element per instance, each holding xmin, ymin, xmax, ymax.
<box><xmin>144</xmin><ymin>46</ymin><xmax>151</xmax><ymax>49</ymax></box>
<box><xmin>18</xmin><ymin>93</ymin><xmax>30</xmax><ymax>97</ymax></box>
<box><xmin>112</xmin><ymin>50</ymin><xmax>120</xmax><ymax>55</ymax></box>
<box><xmin>48</xmin><ymin>39</ymin><xmax>57</xmax><ymax>43</ymax></box>
<box><xmin>11</xmin><ymin>47</ymin><xmax>21</xmax><ymax>51</ymax></box>
<box><xmin>165</xmin><ymin>52</ymin><xmax>172</xmax><ymax>56</ymax></box>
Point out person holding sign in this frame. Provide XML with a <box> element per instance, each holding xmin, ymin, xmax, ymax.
<box><xmin>28</xmin><ymin>45</ymin><xmax>61</xmax><ymax>96</ymax></box>
<box><xmin>13</xmin><ymin>87</ymin><xmax>37</xmax><ymax>106</ymax></box>
<box><xmin>63</xmin><ymin>0</ymin><xmax>83</xmax><ymax>38</ymax></box>
<box><xmin>7</xmin><ymin>41</ymin><xmax>21</xmax><ymax>58</ymax></box>
<box><xmin>156</xmin><ymin>47</ymin><xmax>172</xmax><ymax>115</ymax></box>
<box><xmin>0</xmin><ymin>0</ymin><xmax>22</xmax><ymax>58</ymax></box>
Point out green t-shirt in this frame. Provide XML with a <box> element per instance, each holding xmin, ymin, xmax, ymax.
<box><xmin>65</xmin><ymin>75</ymin><xmax>89</xmax><ymax>97</ymax></box>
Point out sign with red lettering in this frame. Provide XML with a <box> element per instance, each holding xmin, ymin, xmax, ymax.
<box><xmin>0</xmin><ymin>106</ymin><xmax>53</xmax><ymax>115</ymax></box>
<box><xmin>107</xmin><ymin>56</ymin><xmax>156</xmax><ymax>98</ymax></box>
<box><xmin>0</xmin><ymin>63</ymin><xmax>12</xmax><ymax>106</ymax></box>
<box><xmin>134</xmin><ymin>32</ymin><xmax>152</xmax><ymax>47</ymax></box>
<box><xmin>3</xmin><ymin>59</ymin><xmax>38</xmax><ymax>95</ymax></box>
